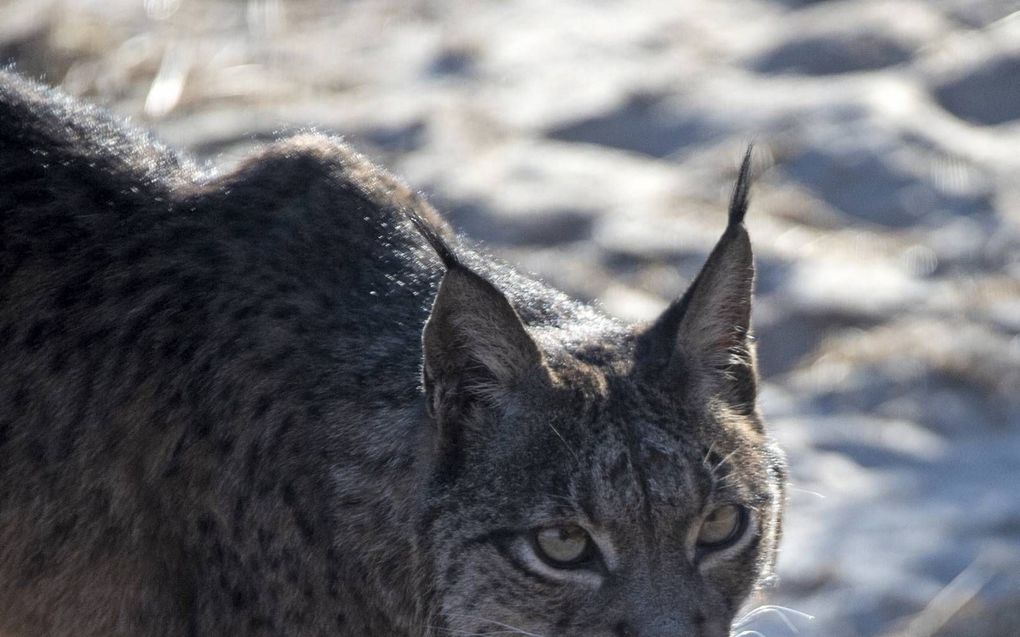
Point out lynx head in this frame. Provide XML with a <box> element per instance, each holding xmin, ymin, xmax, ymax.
<box><xmin>414</xmin><ymin>150</ymin><xmax>787</xmax><ymax>637</ymax></box>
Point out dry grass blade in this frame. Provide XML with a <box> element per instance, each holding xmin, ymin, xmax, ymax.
<box><xmin>883</xmin><ymin>556</ymin><xmax>993</xmax><ymax>637</ymax></box>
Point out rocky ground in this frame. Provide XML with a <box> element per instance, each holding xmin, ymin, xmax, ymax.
<box><xmin>2</xmin><ymin>0</ymin><xmax>1019</xmax><ymax>635</ymax></box>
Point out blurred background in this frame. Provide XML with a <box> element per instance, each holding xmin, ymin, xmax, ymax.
<box><xmin>2</xmin><ymin>0</ymin><xmax>1019</xmax><ymax>635</ymax></box>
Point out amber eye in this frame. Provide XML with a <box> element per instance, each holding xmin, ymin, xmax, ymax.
<box><xmin>533</xmin><ymin>525</ymin><xmax>593</xmax><ymax>567</ymax></box>
<box><xmin>696</xmin><ymin>505</ymin><xmax>746</xmax><ymax>549</ymax></box>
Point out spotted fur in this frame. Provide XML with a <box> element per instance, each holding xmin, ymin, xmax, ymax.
<box><xmin>0</xmin><ymin>71</ymin><xmax>786</xmax><ymax>637</ymax></box>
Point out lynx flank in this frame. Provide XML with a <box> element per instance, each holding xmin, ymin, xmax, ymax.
<box><xmin>0</xmin><ymin>71</ymin><xmax>787</xmax><ymax>637</ymax></box>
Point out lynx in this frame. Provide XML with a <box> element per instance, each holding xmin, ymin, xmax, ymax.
<box><xmin>0</xmin><ymin>71</ymin><xmax>787</xmax><ymax>636</ymax></box>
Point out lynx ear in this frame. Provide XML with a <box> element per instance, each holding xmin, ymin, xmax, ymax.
<box><xmin>421</xmin><ymin>265</ymin><xmax>547</xmax><ymax>424</ymax></box>
<box><xmin>639</xmin><ymin>148</ymin><xmax>758</xmax><ymax>411</ymax></box>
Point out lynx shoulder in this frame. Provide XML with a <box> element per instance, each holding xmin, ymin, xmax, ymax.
<box><xmin>0</xmin><ymin>71</ymin><xmax>787</xmax><ymax>637</ymax></box>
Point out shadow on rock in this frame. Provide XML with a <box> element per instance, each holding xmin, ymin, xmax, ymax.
<box><xmin>546</xmin><ymin>93</ymin><xmax>725</xmax><ymax>159</ymax></box>
<box><xmin>752</xmin><ymin>33</ymin><xmax>913</xmax><ymax>76</ymax></box>
<box><xmin>932</xmin><ymin>55</ymin><xmax>1020</xmax><ymax>126</ymax></box>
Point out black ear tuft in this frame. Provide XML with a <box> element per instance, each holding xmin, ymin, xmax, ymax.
<box><xmin>406</xmin><ymin>207</ymin><xmax>461</xmax><ymax>270</ymax></box>
<box><xmin>728</xmin><ymin>144</ymin><xmax>754</xmax><ymax>228</ymax></box>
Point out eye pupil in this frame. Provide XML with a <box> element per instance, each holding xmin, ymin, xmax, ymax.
<box><xmin>696</xmin><ymin>505</ymin><xmax>746</xmax><ymax>550</ymax></box>
<box><xmin>534</xmin><ymin>525</ymin><xmax>591</xmax><ymax>566</ymax></box>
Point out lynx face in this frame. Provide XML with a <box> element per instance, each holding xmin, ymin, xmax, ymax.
<box><xmin>414</xmin><ymin>155</ymin><xmax>786</xmax><ymax>637</ymax></box>
<box><xmin>420</xmin><ymin>376</ymin><xmax>786</xmax><ymax>637</ymax></box>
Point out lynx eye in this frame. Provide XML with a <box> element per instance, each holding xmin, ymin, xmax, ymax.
<box><xmin>533</xmin><ymin>525</ymin><xmax>593</xmax><ymax>567</ymax></box>
<box><xmin>696</xmin><ymin>504</ymin><xmax>746</xmax><ymax>550</ymax></box>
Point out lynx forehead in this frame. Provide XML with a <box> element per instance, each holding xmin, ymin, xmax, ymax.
<box><xmin>0</xmin><ymin>70</ymin><xmax>786</xmax><ymax>637</ymax></box>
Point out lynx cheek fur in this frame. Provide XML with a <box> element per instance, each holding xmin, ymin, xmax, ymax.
<box><xmin>0</xmin><ymin>71</ymin><xmax>787</xmax><ymax>637</ymax></box>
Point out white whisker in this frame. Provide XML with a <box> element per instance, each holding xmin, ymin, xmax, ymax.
<box><xmin>734</xmin><ymin>604</ymin><xmax>815</xmax><ymax>634</ymax></box>
<box><xmin>787</xmin><ymin>485</ymin><xmax>827</xmax><ymax>500</ymax></box>
<box><xmin>713</xmin><ymin>449</ymin><xmax>740</xmax><ymax>475</ymax></box>
<box><xmin>702</xmin><ymin>442</ymin><xmax>718</xmax><ymax>470</ymax></box>
<box><xmin>445</xmin><ymin>613</ymin><xmax>546</xmax><ymax>637</ymax></box>
<box><xmin>546</xmin><ymin>422</ymin><xmax>581</xmax><ymax>466</ymax></box>
<box><xmin>538</xmin><ymin>492</ymin><xmax>576</xmax><ymax>506</ymax></box>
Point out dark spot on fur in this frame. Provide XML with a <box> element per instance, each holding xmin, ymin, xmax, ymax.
<box><xmin>231</xmin><ymin>588</ymin><xmax>250</xmax><ymax>610</ymax></box>
<box><xmin>216</xmin><ymin>436</ymin><xmax>236</xmax><ymax>457</ymax></box>
<box><xmin>117</xmin><ymin>275</ymin><xmax>151</xmax><ymax>299</ymax></box>
<box><xmin>54</xmin><ymin>273</ymin><xmax>92</xmax><ymax>308</ymax></box>
<box><xmin>244</xmin><ymin>442</ymin><xmax>262</xmax><ymax>484</ymax></box>
<box><xmin>12</xmin><ymin>384</ymin><xmax>29</xmax><ymax>409</ymax></box>
<box><xmin>253</xmin><ymin>394</ymin><xmax>272</xmax><ymax>420</ymax></box>
<box><xmin>48</xmin><ymin>514</ymin><xmax>79</xmax><ymax>545</ymax></box>
<box><xmin>232</xmin><ymin>305</ymin><xmax>258</xmax><ymax>321</ymax></box>
<box><xmin>163</xmin><ymin>433</ymin><xmax>188</xmax><ymax>478</ymax></box>
<box><xmin>48</xmin><ymin>347</ymin><xmax>70</xmax><ymax>373</ymax></box>
<box><xmin>270</xmin><ymin>304</ymin><xmax>301</xmax><ymax>320</ymax></box>
<box><xmin>76</xmin><ymin>326</ymin><xmax>113</xmax><ymax>351</ymax></box>
<box><xmin>23</xmin><ymin>320</ymin><xmax>50</xmax><ymax>350</ymax></box>
<box><xmin>193</xmin><ymin>414</ymin><xmax>213</xmax><ymax>438</ymax></box>
<box><xmin>231</xmin><ymin>497</ymin><xmax>247</xmax><ymax>541</ymax></box>
<box><xmin>86</xmin><ymin>489</ymin><xmax>111</xmax><ymax>517</ymax></box>
<box><xmin>196</xmin><ymin>514</ymin><xmax>216</xmax><ymax>537</ymax></box>
<box><xmin>169</xmin><ymin>389</ymin><xmax>184</xmax><ymax>408</ymax></box>
<box><xmin>22</xmin><ymin>550</ymin><xmax>47</xmax><ymax>581</ymax></box>
<box><xmin>0</xmin><ymin>323</ymin><xmax>15</xmax><ymax>349</ymax></box>
<box><xmin>281</xmin><ymin>481</ymin><xmax>297</xmax><ymax>507</ymax></box>
<box><xmin>26</xmin><ymin>439</ymin><xmax>46</xmax><ymax>465</ymax></box>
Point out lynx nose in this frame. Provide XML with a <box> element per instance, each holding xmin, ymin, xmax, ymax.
<box><xmin>614</xmin><ymin>613</ymin><xmax>706</xmax><ymax>637</ymax></box>
<box><xmin>616</xmin><ymin>573</ymin><xmax>729</xmax><ymax>637</ymax></box>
